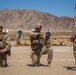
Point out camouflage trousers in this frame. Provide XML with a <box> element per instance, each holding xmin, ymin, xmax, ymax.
<box><xmin>73</xmin><ymin>42</ymin><xmax>76</xmax><ymax>65</ymax></box>
<box><xmin>30</xmin><ymin>46</ymin><xmax>53</xmax><ymax>66</ymax></box>
<box><xmin>0</xmin><ymin>52</ymin><xmax>7</xmax><ymax>67</ymax></box>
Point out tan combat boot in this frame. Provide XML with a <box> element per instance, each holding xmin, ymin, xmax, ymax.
<box><xmin>47</xmin><ymin>62</ymin><xmax>51</xmax><ymax>68</ymax></box>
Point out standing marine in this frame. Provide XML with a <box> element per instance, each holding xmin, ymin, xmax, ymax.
<box><xmin>70</xmin><ymin>16</ymin><xmax>76</xmax><ymax>65</ymax></box>
<box><xmin>0</xmin><ymin>26</ymin><xmax>11</xmax><ymax>67</ymax></box>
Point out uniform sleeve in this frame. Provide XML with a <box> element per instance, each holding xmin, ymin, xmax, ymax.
<box><xmin>4</xmin><ymin>34</ymin><xmax>12</xmax><ymax>51</ymax></box>
<box><xmin>29</xmin><ymin>32</ymin><xmax>39</xmax><ymax>40</ymax></box>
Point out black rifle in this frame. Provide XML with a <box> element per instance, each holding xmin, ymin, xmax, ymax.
<box><xmin>36</xmin><ymin>35</ymin><xmax>43</xmax><ymax>67</ymax></box>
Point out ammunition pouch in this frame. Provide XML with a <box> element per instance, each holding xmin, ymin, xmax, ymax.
<box><xmin>36</xmin><ymin>43</ymin><xmax>43</xmax><ymax>51</ymax></box>
<box><xmin>5</xmin><ymin>50</ymin><xmax>11</xmax><ymax>56</ymax></box>
<box><xmin>0</xmin><ymin>41</ymin><xmax>6</xmax><ymax>49</ymax></box>
<box><xmin>33</xmin><ymin>40</ymin><xmax>38</xmax><ymax>45</ymax></box>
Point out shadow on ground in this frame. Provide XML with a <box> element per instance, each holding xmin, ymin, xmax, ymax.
<box><xmin>27</xmin><ymin>64</ymin><xmax>46</xmax><ymax>67</ymax></box>
<box><xmin>63</xmin><ymin>66</ymin><xmax>76</xmax><ymax>71</ymax></box>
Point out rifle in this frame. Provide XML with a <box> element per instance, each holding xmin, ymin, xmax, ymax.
<box><xmin>36</xmin><ymin>35</ymin><xmax>43</xmax><ymax>67</ymax></box>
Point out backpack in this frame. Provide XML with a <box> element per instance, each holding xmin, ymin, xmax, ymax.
<box><xmin>0</xmin><ymin>32</ymin><xmax>6</xmax><ymax>49</ymax></box>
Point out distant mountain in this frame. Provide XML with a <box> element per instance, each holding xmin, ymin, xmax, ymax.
<box><xmin>0</xmin><ymin>9</ymin><xmax>73</xmax><ymax>31</ymax></box>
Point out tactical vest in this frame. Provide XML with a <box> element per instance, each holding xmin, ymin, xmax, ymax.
<box><xmin>30</xmin><ymin>32</ymin><xmax>44</xmax><ymax>50</ymax></box>
<box><xmin>0</xmin><ymin>32</ymin><xmax>6</xmax><ymax>49</ymax></box>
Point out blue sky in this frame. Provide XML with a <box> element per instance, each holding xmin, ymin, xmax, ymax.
<box><xmin>0</xmin><ymin>0</ymin><xmax>76</xmax><ymax>17</ymax></box>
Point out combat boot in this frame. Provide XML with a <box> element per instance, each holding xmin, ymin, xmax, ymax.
<box><xmin>47</xmin><ymin>62</ymin><xmax>51</xmax><ymax>68</ymax></box>
<box><xmin>2</xmin><ymin>60</ymin><xmax>5</xmax><ymax>67</ymax></box>
<box><xmin>1</xmin><ymin>61</ymin><xmax>4</xmax><ymax>67</ymax></box>
<box><xmin>5</xmin><ymin>64</ymin><xmax>8</xmax><ymax>67</ymax></box>
<box><xmin>34</xmin><ymin>64</ymin><xmax>38</xmax><ymax>67</ymax></box>
<box><xmin>2</xmin><ymin>60</ymin><xmax>8</xmax><ymax>67</ymax></box>
<box><xmin>0</xmin><ymin>61</ymin><xmax>4</xmax><ymax>67</ymax></box>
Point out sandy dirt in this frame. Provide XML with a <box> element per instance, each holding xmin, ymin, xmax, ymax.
<box><xmin>0</xmin><ymin>46</ymin><xmax>76</xmax><ymax>75</ymax></box>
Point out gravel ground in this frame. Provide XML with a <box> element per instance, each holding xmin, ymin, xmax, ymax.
<box><xmin>0</xmin><ymin>46</ymin><xmax>76</xmax><ymax>75</ymax></box>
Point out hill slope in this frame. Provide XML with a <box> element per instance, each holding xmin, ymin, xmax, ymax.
<box><xmin>0</xmin><ymin>9</ymin><xmax>73</xmax><ymax>30</ymax></box>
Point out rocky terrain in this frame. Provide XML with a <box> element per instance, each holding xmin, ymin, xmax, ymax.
<box><xmin>0</xmin><ymin>9</ymin><xmax>73</xmax><ymax>31</ymax></box>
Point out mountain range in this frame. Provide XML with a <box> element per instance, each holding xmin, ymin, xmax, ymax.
<box><xmin>0</xmin><ymin>9</ymin><xmax>73</xmax><ymax>31</ymax></box>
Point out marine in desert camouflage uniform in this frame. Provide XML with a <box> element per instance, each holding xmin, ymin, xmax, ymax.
<box><xmin>70</xmin><ymin>17</ymin><xmax>76</xmax><ymax>65</ymax></box>
<box><xmin>0</xmin><ymin>26</ymin><xmax>11</xmax><ymax>67</ymax></box>
<box><xmin>29</xmin><ymin>23</ymin><xmax>53</xmax><ymax>67</ymax></box>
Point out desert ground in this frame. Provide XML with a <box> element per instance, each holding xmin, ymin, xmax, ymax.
<box><xmin>0</xmin><ymin>46</ymin><xmax>76</xmax><ymax>75</ymax></box>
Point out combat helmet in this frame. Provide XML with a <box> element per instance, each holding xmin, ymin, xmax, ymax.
<box><xmin>35</xmin><ymin>23</ymin><xmax>42</xmax><ymax>29</ymax></box>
